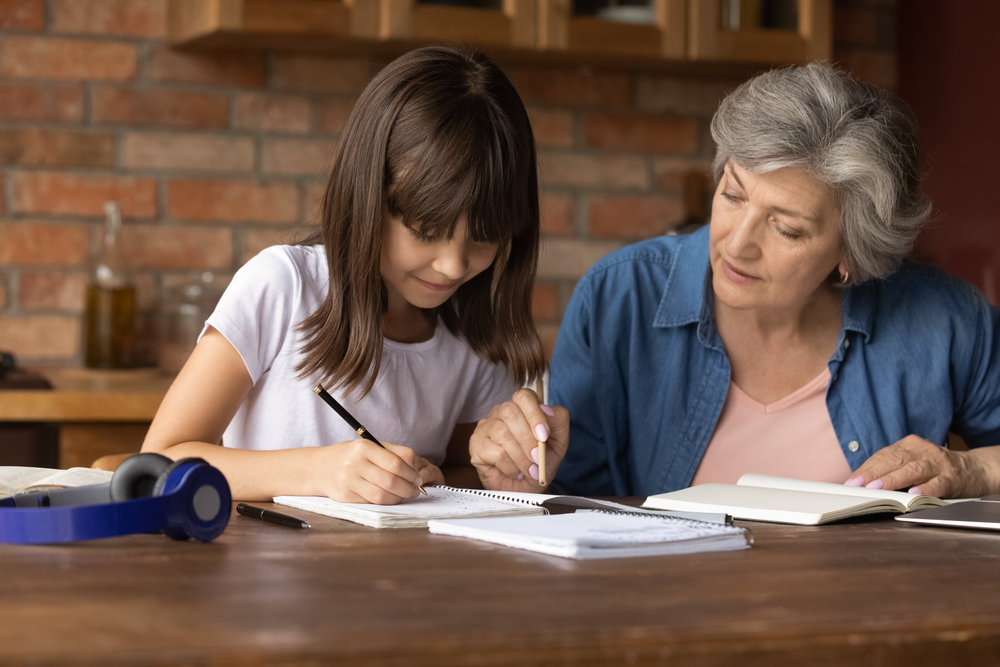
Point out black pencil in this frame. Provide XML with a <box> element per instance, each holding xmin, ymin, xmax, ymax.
<box><xmin>314</xmin><ymin>384</ymin><xmax>427</xmax><ymax>494</ymax></box>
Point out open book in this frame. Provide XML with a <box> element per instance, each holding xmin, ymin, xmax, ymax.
<box><xmin>428</xmin><ymin>511</ymin><xmax>751</xmax><ymax>560</ymax></box>
<box><xmin>641</xmin><ymin>473</ymin><xmax>949</xmax><ymax>525</ymax></box>
<box><xmin>273</xmin><ymin>487</ymin><xmax>721</xmax><ymax>529</ymax></box>
<box><xmin>0</xmin><ymin>467</ymin><xmax>113</xmax><ymax>499</ymax></box>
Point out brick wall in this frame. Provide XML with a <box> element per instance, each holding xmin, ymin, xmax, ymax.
<box><xmin>0</xmin><ymin>0</ymin><xmax>897</xmax><ymax>367</ymax></box>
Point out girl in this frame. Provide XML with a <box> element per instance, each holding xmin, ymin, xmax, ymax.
<box><xmin>141</xmin><ymin>46</ymin><xmax>548</xmax><ymax>504</ymax></box>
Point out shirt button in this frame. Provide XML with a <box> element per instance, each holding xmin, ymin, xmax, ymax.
<box><xmin>844</xmin><ymin>339</ymin><xmax>850</xmax><ymax>349</ymax></box>
<box><xmin>848</xmin><ymin>440</ymin><xmax>860</xmax><ymax>452</ymax></box>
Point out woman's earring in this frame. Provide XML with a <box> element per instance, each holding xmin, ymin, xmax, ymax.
<box><xmin>840</xmin><ymin>270</ymin><xmax>850</xmax><ymax>285</ymax></box>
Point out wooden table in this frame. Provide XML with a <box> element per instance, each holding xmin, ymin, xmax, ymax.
<box><xmin>2</xmin><ymin>505</ymin><xmax>999</xmax><ymax>666</ymax></box>
<box><xmin>0</xmin><ymin>368</ymin><xmax>172</xmax><ymax>468</ymax></box>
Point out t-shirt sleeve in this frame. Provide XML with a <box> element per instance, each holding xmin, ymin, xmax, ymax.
<box><xmin>952</xmin><ymin>290</ymin><xmax>1000</xmax><ymax>448</ymax></box>
<box><xmin>455</xmin><ymin>360</ymin><xmax>521</xmax><ymax>424</ymax></box>
<box><xmin>202</xmin><ymin>247</ymin><xmax>303</xmax><ymax>386</ymax></box>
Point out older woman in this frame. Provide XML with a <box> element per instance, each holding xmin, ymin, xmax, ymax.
<box><xmin>470</xmin><ymin>62</ymin><xmax>1000</xmax><ymax>500</ymax></box>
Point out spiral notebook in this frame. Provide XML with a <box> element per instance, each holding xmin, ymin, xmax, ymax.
<box><xmin>272</xmin><ymin>487</ymin><xmax>713</xmax><ymax>529</ymax></box>
<box><xmin>428</xmin><ymin>511</ymin><xmax>752</xmax><ymax>559</ymax></box>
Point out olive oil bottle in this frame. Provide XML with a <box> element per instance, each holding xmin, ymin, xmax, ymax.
<box><xmin>84</xmin><ymin>202</ymin><xmax>136</xmax><ymax>368</ymax></box>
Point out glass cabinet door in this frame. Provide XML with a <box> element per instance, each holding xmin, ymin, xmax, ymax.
<box><xmin>687</xmin><ymin>0</ymin><xmax>830</xmax><ymax>63</ymax></box>
<box><xmin>539</xmin><ymin>0</ymin><xmax>685</xmax><ymax>58</ymax></box>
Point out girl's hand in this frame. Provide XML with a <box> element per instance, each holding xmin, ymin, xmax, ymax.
<box><xmin>312</xmin><ymin>440</ymin><xmax>436</xmax><ymax>504</ymax></box>
<box><xmin>470</xmin><ymin>388</ymin><xmax>569</xmax><ymax>493</ymax></box>
<box><xmin>844</xmin><ymin>435</ymin><xmax>1000</xmax><ymax>498</ymax></box>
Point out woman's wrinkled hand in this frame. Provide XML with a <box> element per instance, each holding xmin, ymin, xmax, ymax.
<box><xmin>470</xmin><ymin>388</ymin><xmax>569</xmax><ymax>493</ymax></box>
<box><xmin>844</xmin><ymin>435</ymin><xmax>1000</xmax><ymax>498</ymax></box>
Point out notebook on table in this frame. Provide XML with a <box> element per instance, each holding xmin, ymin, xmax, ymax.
<box><xmin>641</xmin><ymin>473</ymin><xmax>949</xmax><ymax>525</ymax></box>
<box><xmin>428</xmin><ymin>511</ymin><xmax>752</xmax><ymax>560</ymax></box>
<box><xmin>273</xmin><ymin>486</ymin><xmax>728</xmax><ymax>529</ymax></box>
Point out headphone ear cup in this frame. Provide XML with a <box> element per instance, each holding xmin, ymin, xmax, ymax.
<box><xmin>109</xmin><ymin>453</ymin><xmax>173</xmax><ymax>502</ymax></box>
<box><xmin>151</xmin><ymin>457</ymin><xmax>207</xmax><ymax>498</ymax></box>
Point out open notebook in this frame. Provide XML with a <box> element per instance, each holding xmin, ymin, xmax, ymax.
<box><xmin>273</xmin><ymin>487</ymin><xmax>719</xmax><ymax>529</ymax></box>
<box><xmin>0</xmin><ymin>467</ymin><xmax>113</xmax><ymax>499</ymax></box>
<box><xmin>428</xmin><ymin>511</ymin><xmax>751</xmax><ymax>560</ymax></box>
<box><xmin>642</xmin><ymin>473</ymin><xmax>949</xmax><ymax>525</ymax></box>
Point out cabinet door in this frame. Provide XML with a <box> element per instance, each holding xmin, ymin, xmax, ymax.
<box><xmin>687</xmin><ymin>0</ymin><xmax>831</xmax><ymax>64</ymax></box>
<box><xmin>379</xmin><ymin>0</ymin><xmax>537</xmax><ymax>48</ymax></box>
<box><xmin>539</xmin><ymin>0</ymin><xmax>686</xmax><ymax>59</ymax></box>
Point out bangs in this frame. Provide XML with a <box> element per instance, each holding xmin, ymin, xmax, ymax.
<box><xmin>385</xmin><ymin>96</ymin><xmax>533</xmax><ymax>245</ymax></box>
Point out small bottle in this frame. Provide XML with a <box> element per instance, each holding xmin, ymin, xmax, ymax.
<box><xmin>84</xmin><ymin>202</ymin><xmax>136</xmax><ymax>368</ymax></box>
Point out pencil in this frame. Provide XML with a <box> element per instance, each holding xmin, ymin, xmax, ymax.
<box><xmin>536</xmin><ymin>376</ymin><xmax>547</xmax><ymax>487</ymax></box>
<box><xmin>314</xmin><ymin>384</ymin><xmax>427</xmax><ymax>495</ymax></box>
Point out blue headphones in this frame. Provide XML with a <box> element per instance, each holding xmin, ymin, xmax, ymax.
<box><xmin>0</xmin><ymin>453</ymin><xmax>231</xmax><ymax>544</ymax></box>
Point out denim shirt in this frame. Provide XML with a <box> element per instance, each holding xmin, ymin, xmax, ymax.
<box><xmin>549</xmin><ymin>225</ymin><xmax>1000</xmax><ymax>497</ymax></box>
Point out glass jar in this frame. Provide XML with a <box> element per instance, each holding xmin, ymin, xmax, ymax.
<box><xmin>159</xmin><ymin>272</ymin><xmax>224</xmax><ymax>374</ymax></box>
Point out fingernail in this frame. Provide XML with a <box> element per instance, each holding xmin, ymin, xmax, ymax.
<box><xmin>908</xmin><ymin>487</ymin><xmax>923</xmax><ymax>495</ymax></box>
<box><xmin>540</xmin><ymin>404</ymin><xmax>556</xmax><ymax>417</ymax></box>
<box><xmin>844</xmin><ymin>476</ymin><xmax>865</xmax><ymax>487</ymax></box>
<box><xmin>530</xmin><ymin>446</ymin><xmax>539</xmax><ymax>464</ymax></box>
<box><xmin>528</xmin><ymin>464</ymin><xmax>539</xmax><ymax>480</ymax></box>
<box><xmin>534</xmin><ymin>423</ymin><xmax>549</xmax><ymax>441</ymax></box>
<box><xmin>865</xmin><ymin>479</ymin><xmax>884</xmax><ymax>490</ymax></box>
<box><xmin>517</xmin><ymin>473</ymin><xmax>524</xmax><ymax>480</ymax></box>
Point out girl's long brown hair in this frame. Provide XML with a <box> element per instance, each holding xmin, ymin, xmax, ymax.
<box><xmin>297</xmin><ymin>46</ymin><xmax>546</xmax><ymax>396</ymax></box>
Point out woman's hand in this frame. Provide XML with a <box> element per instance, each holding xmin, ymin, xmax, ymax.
<box><xmin>311</xmin><ymin>440</ymin><xmax>442</xmax><ymax>505</ymax></box>
<box><xmin>470</xmin><ymin>388</ymin><xmax>569</xmax><ymax>493</ymax></box>
<box><xmin>845</xmin><ymin>435</ymin><xmax>1000</xmax><ymax>498</ymax></box>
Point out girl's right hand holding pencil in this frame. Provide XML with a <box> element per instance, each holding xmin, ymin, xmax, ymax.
<box><xmin>313</xmin><ymin>440</ymin><xmax>444</xmax><ymax>505</ymax></box>
<box><xmin>469</xmin><ymin>388</ymin><xmax>569</xmax><ymax>493</ymax></box>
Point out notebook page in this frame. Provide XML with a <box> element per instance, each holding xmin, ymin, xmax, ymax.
<box><xmin>737</xmin><ymin>473</ymin><xmax>937</xmax><ymax>507</ymax></box>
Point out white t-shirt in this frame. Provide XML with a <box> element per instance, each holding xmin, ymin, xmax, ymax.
<box><xmin>203</xmin><ymin>245</ymin><xmax>520</xmax><ymax>465</ymax></box>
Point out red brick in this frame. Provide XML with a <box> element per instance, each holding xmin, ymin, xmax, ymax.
<box><xmin>0</xmin><ymin>174</ymin><xmax>5</xmax><ymax>216</ymax></box>
<box><xmin>538</xmin><ymin>238</ymin><xmax>623</xmax><ymax>280</ymax></box>
<box><xmin>834</xmin><ymin>6</ymin><xmax>880</xmax><ymax>46</ymax></box>
<box><xmin>653</xmin><ymin>158</ymin><xmax>713</xmax><ymax>191</ymax></box>
<box><xmin>235</xmin><ymin>93</ymin><xmax>311</xmax><ymax>133</ymax></box>
<box><xmin>148</xmin><ymin>46</ymin><xmax>265</xmax><ymax>87</ymax></box>
<box><xmin>0</xmin><ymin>83</ymin><xmax>83</xmax><ymax>122</ymax></box>
<box><xmin>261</xmin><ymin>138</ymin><xmax>337</xmax><ymax>176</ymax></box>
<box><xmin>0</xmin><ymin>128</ymin><xmax>113</xmax><ymax>168</ymax></box>
<box><xmin>508</xmin><ymin>68</ymin><xmax>630</xmax><ymax>106</ymax></box>
<box><xmin>13</xmin><ymin>173</ymin><xmax>158</xmax><ymax>218</ymax></box>
<box><xmin>243</xmin><ymin>229</ymin><xmax>301</xmax><ymax>263</ymax></box>
<box><xmin>271</xmin><ymin>55</ymin><xmax>370</xmax><ymax>94</ymax></box>
<box><xmin>588</xmin><ymin>195</ymin><xmax>685</xmax><ymax>239</ymax></box>
<box><xmin>0</xmin><ymin>315</ymin><xmax>79</xmax><ymax>358</ymax></box>
<box><xmin>539</xmin><ymin>152</ymin><xmax>649</xmax><ymax>189</ymax></box>
<box><xmin>0</xmin><ymin>222</ymin><xmax>90</xmax><ymax>265</ymax></box>
<box><xmin>121</xmin><ymin>226</ymin><xmax>232</xmax><ymax>269</ymax></box>
<box><xmin>527</xmin><ymin>107</ymin><xmax>574</xmax><ymax>148</ymax></box>
<box><xmin>531</xmin><ymin>282</ymin><xmax>560</xmax><ymax>320</ymax></box>
<box><xmin>0</xmin><ymin>273</ymin><xmax>7</xmax><ymax>309</ymax></box>
<box><xmin>168</xmin><ymin>180</ymin><xmax>299</xmax><ymax>224</ymax></box>
<box><xmin>585</xmin><ymin>113</ymin><xmax>699</xmax><ymax>155</ymax></box>
<box><xmin>834</xmin><ymin>49</ymin><xmax>897</xmax><ymax>90</ymax></box>
<box><xmin>634</xmin><ymin>76</ymin><xmax>741</xmax><ymax>115</ymax></box>
<box><xmin>540</xmin><ymin>191</ymin><xmax>575</xmax><ymax>237</ymax></box>
<box><xmin>305</xmin><ymin>183</ymin><xmax>326</xmax><ymax>225</ymax></box>
<box><xmin>316</xmin><ymin>98</ymin><xmax>355</xmax><ymax>135</ymax></box>
<box><xmin>121</xmin><ymin>133</ymin><xmax>254</xmax><ymax>172</ymax></box>
<box><xmin>18</xmin><ymin>271</ymin><xmax>87</xmax><ymax>310</ymax></box>
<box><xmin>538</xmin><ymin>322</ymin><xmax>559</xmax><ymax>360</ymax></box>
<box><xmin>0</xmin><ymin>38</ymin><xmax>137</xmax><ymax>81</ymax></box>
<box><xmin>92</xmin><ymin>87</ymin><xmax>229</xmax><ymax>129</ymax></box>
<box><xmin>51</xmin><ymin>0</ymin><xmax>166</xmax><ymax>38</ymax></box>
<box><xmin>0</xmin><ymin>0</ymin><xmax>45</xmax><ymax>30</ymax></box>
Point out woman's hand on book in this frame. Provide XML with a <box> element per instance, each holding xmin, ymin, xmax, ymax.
<box><xmin>846</xmin><ymin>434</ymin><xmax>1000</xmax><ymax>498</ymax></box>
<box><xmin>311</xmin><ymin>440</ymin><xmax>442</xmax><ymax>504</ymax></box>
<box><xmin>469</xmin><ymin>388</ymin><xmax>569</xmax><ymax>493</ymax></box>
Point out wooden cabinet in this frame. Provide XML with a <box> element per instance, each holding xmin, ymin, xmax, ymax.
<box><xmin>168</xmin><ymin>0</ymin><xmax>831</xmax><ymax>68</ymax></box>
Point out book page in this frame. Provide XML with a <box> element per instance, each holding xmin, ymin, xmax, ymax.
<box><xmin>0</xmin><ymin>466</ymin><xmax>112</xmax><ymax>492</ymax></box>
<box><xmin>737</xmin><ymin>473</ymin><xmax>942</xmax><ymax>508</ymax></box>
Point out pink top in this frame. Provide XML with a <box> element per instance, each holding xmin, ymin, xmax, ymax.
<box><xmin>690</xmin><ymin>368</ymin><xmax>852</xmax><ymax>486</ymax></box>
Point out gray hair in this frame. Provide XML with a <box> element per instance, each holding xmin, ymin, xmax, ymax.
<box><xmin>710</xmin><ymin>63</ymin><xmax>931</xmax><ymax>284</ymax></box>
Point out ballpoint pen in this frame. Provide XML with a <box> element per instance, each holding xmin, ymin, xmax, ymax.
<box><xmin>314</xmin><ymin>384</ymin><xmax>427</xmax><ymax>494</ymax></box>
<box><xmin>236</xmin><ymin>503</ymin><xmax>311</xmax><ymax>529</ymax></box>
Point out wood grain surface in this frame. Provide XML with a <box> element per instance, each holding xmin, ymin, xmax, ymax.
<box><xmin>2</xmin><ymin>503</ymin><xmax>999</xmax><ymax>666</ymax></box>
